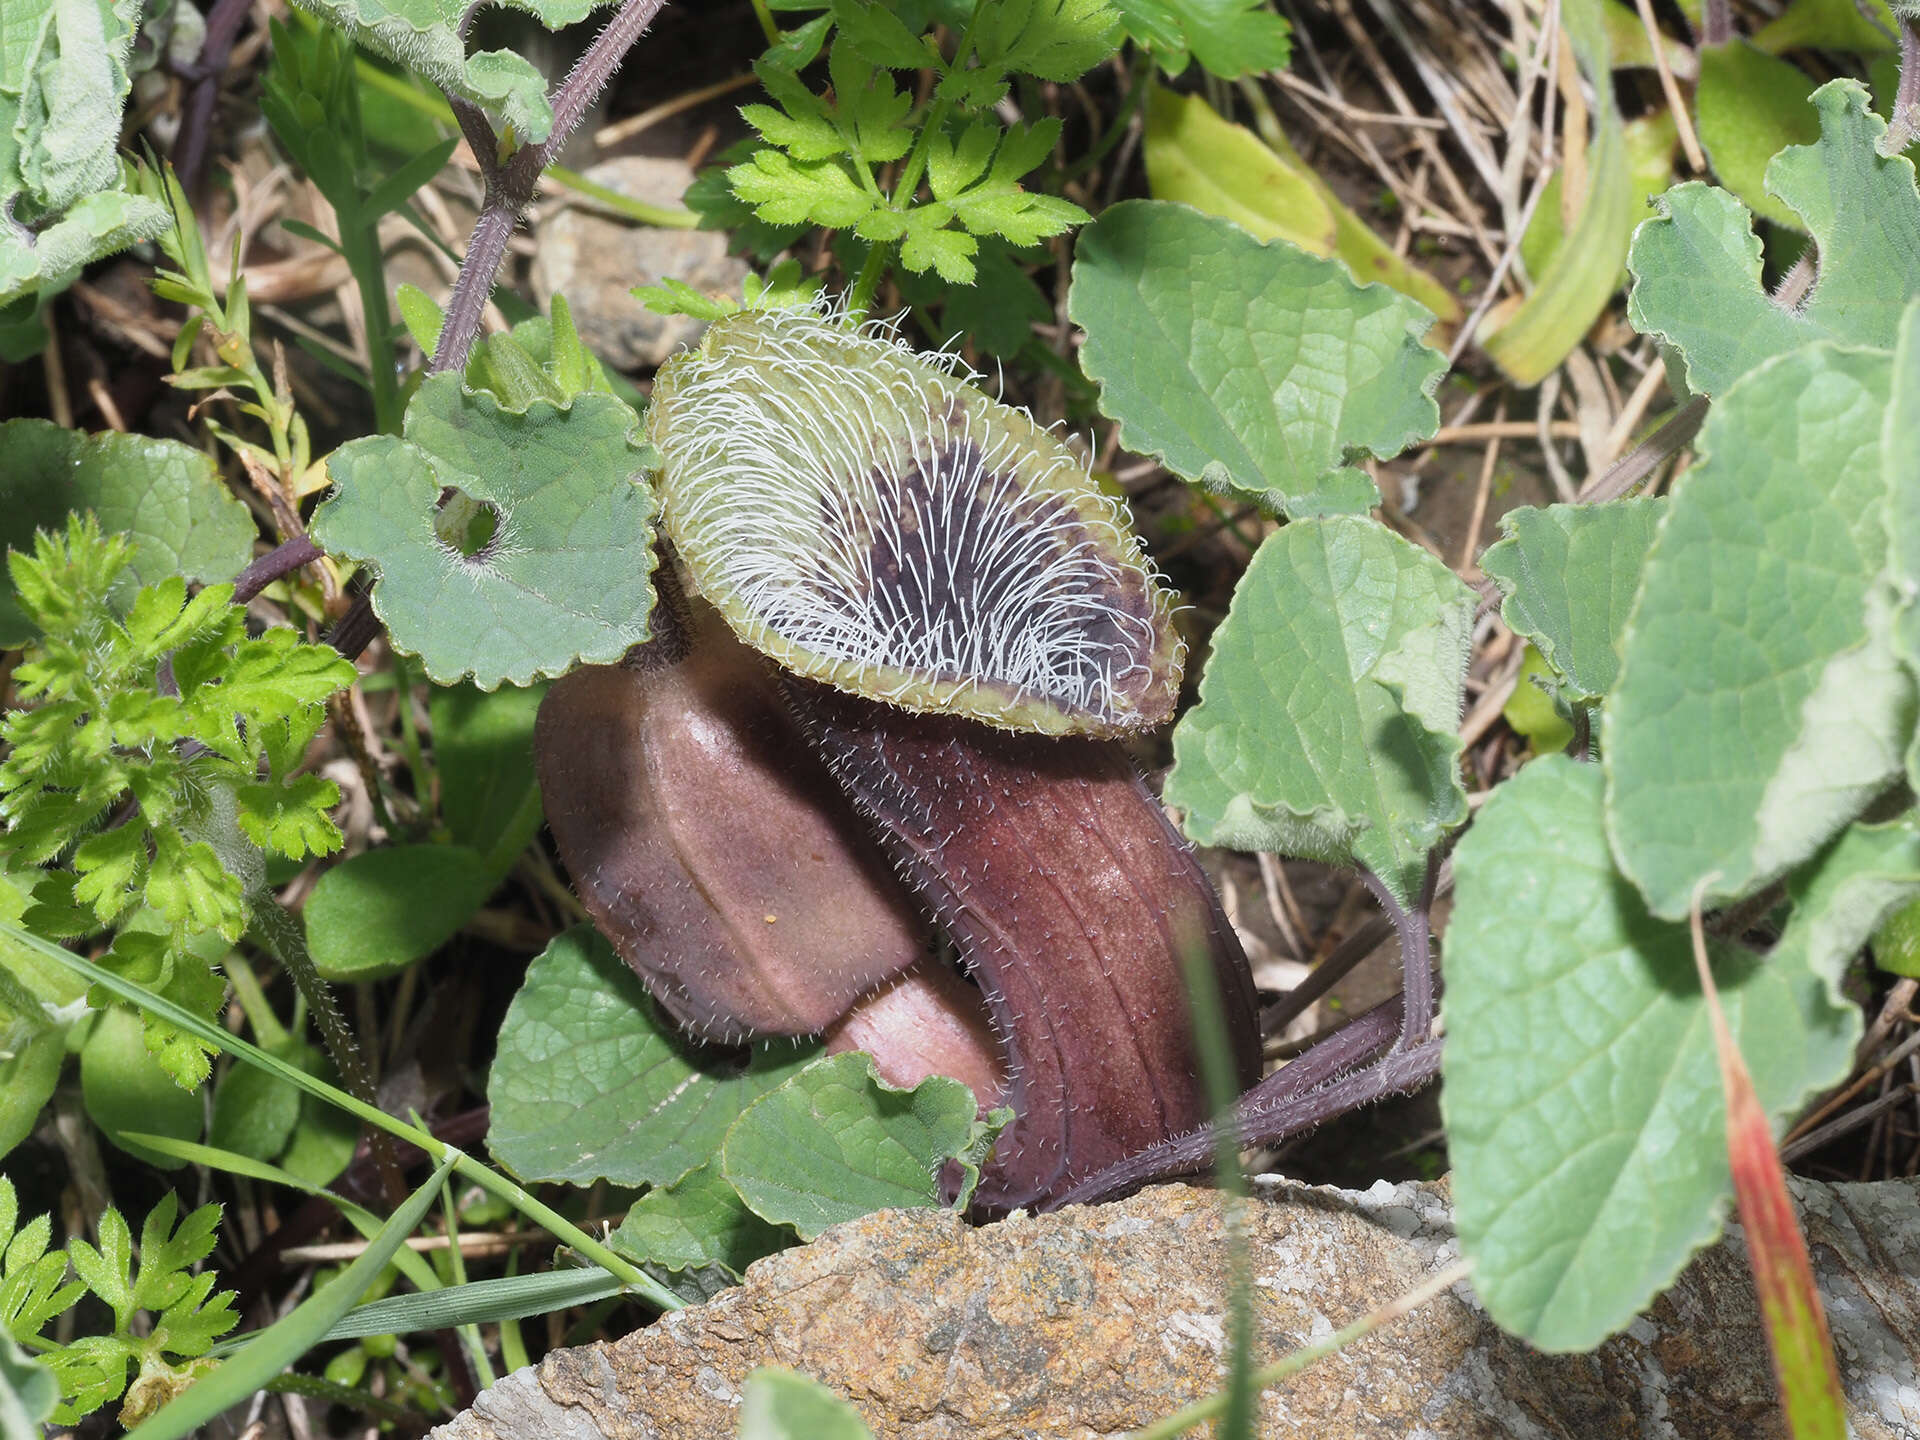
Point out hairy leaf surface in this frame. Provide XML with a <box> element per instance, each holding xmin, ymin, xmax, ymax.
<box><xmin>1070</xmin><ymin>201</ymin><xmax>1442</xmax><ymax>516</ymax></box>
<box><xmin>1482</xmin><ymin>498</ymin><xmax>1663</xmax><ymax>703</ymax></box>
<box><xmin>722</xmin><ymin>1052</ymin><xmax>1002</xmax><ymax>1239</ymax></box>
<box><xmin>1606</xmin><ymin>344</ymin><xmax>1912</xmax><ymax>919</ymax></box>
<box><xmin>1627</xmin><ymin>79</ymin><xmax>1920</xmax><ymax>397</ymax></box>
<box><xmin>1165</xmin><ymin>515</ymin><xmax>1472</xmax><ymax>905</ymax></box>
<box><xmin>1443</xmin><ymin>759</ymin><xmax>1876</xmax><ymax>1351</ymax></box>
<box><xmin>487</xmin><ymin>928</ymin><xmax>818</xmax><ymax>1188</ymax></box>
<box><xmin>313</xmin><ymin>375</ymin><xmax>656</xmax><ymax>689</ymax></box>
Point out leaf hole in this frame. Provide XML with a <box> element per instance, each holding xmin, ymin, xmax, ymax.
<box><xmin>435</xmin><ymin>490</ymin><xmax>502</xmax><ymax>562</ymax></box>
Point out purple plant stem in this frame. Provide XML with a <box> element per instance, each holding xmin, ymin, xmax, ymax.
<box><xmin>1888</xmin><ymin>16</ymin><xmax>1920</xmax><ymax>155</ymax></box>
<box><xmin>172</xmin><ymin>0</ymin><xmax>255</xmax><ymax>196</ymax></box>
<box><xmin>427</xmin><ymin>0</ymin><xmax>672</xmax><ymax>375</ymax></box>
<box><xmin>234</xmin><ymin>535</ymin><xmax>324</xmax><ymax>605</ymax></box>
<box><xmin>1700</xmin><ymin>0</ymin><xmax>1731</xmax><ymax>46</ymax></box>
<box><xmin>1361</xmin><ymin>857</ymin><xmax>1440</xmax><ymax>1053</ymax></box>
<box><xmin>1049</xmin><ymin>992</ymin><xmax>1444</xmax><ymax>1209</ymax></box>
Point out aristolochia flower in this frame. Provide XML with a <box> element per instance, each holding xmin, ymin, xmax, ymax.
<box><xmin>647</xmin><ymin>305</ymin><xmax>1182</xmax><ymax>736</ymax></box>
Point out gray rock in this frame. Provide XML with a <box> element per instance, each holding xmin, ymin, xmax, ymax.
<box><xmin>531</xmin><ymin>157</ymin><xmax>748</xmax><ymax>372</ymax></box>
<box><xmin>430</xmin><ymin>1174</ymin><xmax>1920</xmax><ymax>1439</ymax></box>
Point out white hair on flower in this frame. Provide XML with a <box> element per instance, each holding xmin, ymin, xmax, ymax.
<box><xmin>648</xmin><ymin>304</ymin><xmax>1182</xmax><ymax>734</ymax></box>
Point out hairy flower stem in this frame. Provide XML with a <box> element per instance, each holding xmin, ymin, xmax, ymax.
<box><xmin>1885</xmin><ymin>15</ymin><xmax>1920</xmax><ymax>155</ymax></box>
<box><xmin>1360</xmin><ymin>855</ymin><xmax>1441</xmax><ymax>1052</ymax></box>
<box><xmin>1051</xmin><ymin>988</ymin><xmax>1444</xmax><ymax>1209</ymax></box>
<box><xmin>427</xmin><ymin>0</ymin><xmax>671</xmax><ymax>374</ymax></box>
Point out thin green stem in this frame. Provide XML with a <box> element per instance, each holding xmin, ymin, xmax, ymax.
<box><xmin>544</xmin><ymin>164</ymin><xmax>699</xmax><ymax>228</ymax></box>
<box><xmin>749</xmin><ymin>0</ymin><xmax>781</xmax><ymax>46</ymax></box>
<box><xmin>2</xmin><ymin>918</ymin><xmax>684</xmax><ymax>1313</ymax></box>
<box><xmin>389</xmin><ymin>651</ymin><xmax>428</xmax><ymax>819</ymax></box>
<box><xmin>223</xmin><ymin>949</ymin><xmax>288</xmax><ymax>1050</ymax></box>
<box><xmin>439</xmin><ymin>1175</ymin><xmax>498</xmax><ymax>1388</ymax></box>
<box><xmin>845</xmin><ymin>238</ymin><xmax>894</xmax><ymax>318</ymax></box>
<box><xmin>337</xmin><ymin>217</ymin><xmax>404</xmax><ymax>435</ymax></box>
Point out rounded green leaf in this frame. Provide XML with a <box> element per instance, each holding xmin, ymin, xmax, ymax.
<box><xmin>1164</xmin><ymin>514</ymin><xmax>1473</xmax><ymax>905</ymax></box>
<box><xmin>0</xmin><ymin>420</ymin><xmax>257</xmax><ymax>645</ymax></box>
<box><xmin>721</xmin><ymin>1051</ymin><xmax>992</xmax><ymax>1240</ymax></box>
<box><xmin>80</xmin><ymin>1008</ymin><xmax>203</xmax><ymax>1169</ymax></box>
<box><xmin>1070</xmin><ymin>201</ymin><xmax>1443</xmax><ymax>517</ymax></box>
<box><xmin>312</xmin><ymin>376</ymin><xmax>657</xmax><ymax>690</ymax></box>
<box><xmin>486</xmin><ymin>927</ymin><xmax>818</xmax><ymax>1188</ymax></box>
<box><xmin>609</xmin><ymin>1160</ymin><xmax>791</xmax><ymax>1277</ymax></box>
<box><xmin>304</xmin><ymin>844</ymin><xmax>496</xmax><ymax>982</ymax></box>
<box><xmin>1605</xmin><ymin>344</ymin><xmax>1911</xmax><ymax>920</ymax></box>
<box><xmin>429</xmin><ymin>680</ymin><xmax>547</xmax><ymax>870</ymax></box>
<box><xmin>1481</xmin><ymin>497</ymin><xmax>1664</xmax><ymax>704</ymax></box>
<box><xmin>1627</xmin><ymin>79</ymin><xmax>1920</xmax><ymax>399</ymax></box>
<box><xmin>1443</xmin><ymin>757</ymin><xmax>1866</xmax><ymax>1351</ymax></box>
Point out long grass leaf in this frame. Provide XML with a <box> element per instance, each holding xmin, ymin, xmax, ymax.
<box><xmin>318</xmin><ymin>1268</ymin><xmax>629</xmax><ymax>1341</ymax></box>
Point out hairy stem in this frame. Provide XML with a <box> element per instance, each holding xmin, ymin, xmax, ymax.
<box><xmin>427</xmin><ymin>0</ymin><xmax>672</xmax><ymax>374</ymax></box>
<box><xmin>1052</xmin><ymin>994</ymin><xmax>1443</xmax><ymax>1209</ymax></box>
<box><xmin>1884</xmin><ymin>16</ymin><xmax>1920</xmax><ymax>155</ymax></box>
<box><xmin>1701</xmin><ymin>0</ymin><xmax>1731</xmax><ymax>46</ymax></box>
<box><xmin>1360</xmin><ymin>856</ymin><xmax>1440</xmax><ymax>1053</ymax></box>
<box><xmin>1575</xmin><ymin>394</ymin><xmax>1708</xmax><ymax>503</ymax></box>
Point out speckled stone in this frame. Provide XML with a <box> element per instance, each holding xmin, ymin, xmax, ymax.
<box><xmin>429</xmin><ymin>1175</ymin><xmax>1920</xmax><ymax>1439</ymax></box>
<box><xmin>530</xmin><ymin>156</ymin><xmax>747</xmax><ymax>372</ymax></box>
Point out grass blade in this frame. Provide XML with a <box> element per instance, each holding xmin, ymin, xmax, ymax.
<box><xmin>318</xmin><ymin>1268</ymin><xmax>628</xmax><ymax>1341</ymax></box>
<box><xmin>126</xmin><ymin>1151</ymin><xmax>460</xmax><ymax>1440</ymax></box>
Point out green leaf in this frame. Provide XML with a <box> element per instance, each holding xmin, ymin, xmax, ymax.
<box><xmin>739</xmin><ymin>1368</ymin><xmax>876</xmax><ymax>1440</ymax></box>
<box><xmin>1142</xmin><ymin>85</ymin><xmax>1460</xmax><ymax>324</ymax></box>
<box><xmin>0</xmin><ymin>1329</ymin><xmax>58</xmax><ymax>1433</ymax></box>
<box><xmin>1481</xmin><ymin>497</ymin><xmax>1664</xmax><ymax>703</ymax></box>
<box><xmin>610</xmin><ymin>1161</ymin><xmax>793</xmax><ymax>1276</ymax></box>
<box><xmin>209</xmin><ymin>1042</ymin><xmax>322</xmax><ymax>1163</ymax></box>
<box><xmin>303</xmin><ymin>844</ymin><xmax>496</xmax><ymax>982</ymax></box>
<box><xmin>79</xmin><ymin>1008</ymin><xmax>203</xmax><ymax>1169</ymax></box>
<box><xmin>1442</xmin><ymin>757</ymin><xmax>1869</xmax><ymax>1351</ymax></box>
<box><xmin>311</xmin><ymin>375</ymin><xmax>657</xmax><ymax>690</ymax></box>
<box><xmin>1887</xmin><ymin>303</ymin><xmax>1920</xmax><ymax>786</ymax></box>
<box><xmin>429</xmin><ymin>681</ymin><xmax>547</xmax><ymax>870</ymax></box>
<box><xmin>1605</xmin><ymin>344</ymin><xmax>1913</xmax><ymax>919</ymax></box>
<box><xmin>830</xmin><ymin>0</ymin><xmax>933</xmax><ymax>69</ymax></box>
<box><xmin>126</xmin><ymin>1151</ymin><xmax>457</xmax><ymax>1440</ymax></box>
<box><xmin>1164</xmin><ymin>515</ymin><xmax>1473</xmax><ymax>905</ymax></box>
<box><xmin>722</xmin><ymin>1051</ymin><xmax>998</xmax><ymax>1241</ymax></box>
<box><xmin>1502</xmin><ymin>644</ymin><xmax>1575</xmax><ymax>756</ymax></box>
<box><xmin>1120</xmin><ymin>0</ymin><xmax>1289</xmax><ymax>78</ymax></box>
<box><xmin>1069</xmin><ymin>201</ymin><xmax>1442</xmax><ymax>516</ymax></box>
<box><xmin>285</xmin><ymin>0</ymin><xmax>557</xmax><ymax>145</ymax></box>
<box><xmin>486</xmin><ymin>927</ymin><xmax>819</xmax><ymax>1188</ymax></box>
<box><xmin>728</xmin><ymin>150</ymin><xmax>878</xmax><ymax>229</ymax></box>
<box><xmin>0</xmin><ymin>184</ymin><xmax>170</xmax><ymax>308</ymax></box>
<box><xmin>970</xmin><ymin>0</ymin><xmax>1120</xmax><ymax>88</ymax></box>
<box><xmin>1480</xmin><ymin>0</ymin><xmax>1640</xmax><ymax>385</ymax></box>
<box><xmin>0</xmin><ymin>1030</ymin><xmax>62</xmax><ymax>1160</ymax></box>
<box><xmin>1694</xmin><ymin>40</ymin><xmax>1821</xmax><ymax>232</ymax></box>
<box><xmin>1753</xmin><ymin>0</ymin><xmax>1898</xmax><ymax>54</ymax></box>
<box><xmin>1627</xmin><ymin>79</ymin><xmax>1920</xmax><ymax>398</ymax></box>
<box><xmin>0</xmin><ymin>420</ymin><xmax>257</xmax><ymax>646</ymax></box>
<box><xmin>0</xmin><ymin>0</ymin><xmax>169</xmax><ymax>304</ymax></box>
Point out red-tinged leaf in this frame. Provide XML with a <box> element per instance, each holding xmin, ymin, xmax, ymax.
<box><xmin>1689</xmin><ymin>888</ymin><xmax>1849</xmax><ymax>1440</ymax></box>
